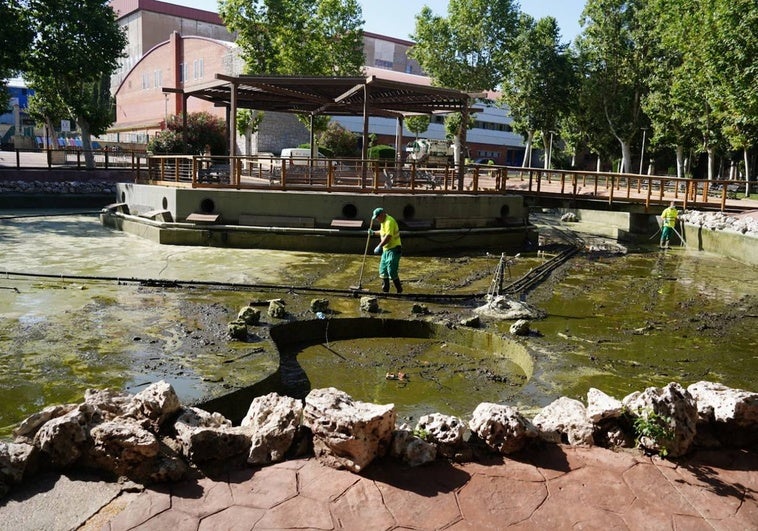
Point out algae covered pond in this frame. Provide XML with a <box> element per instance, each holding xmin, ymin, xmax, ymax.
<box><xmin>0</xmin><ymin>210</ymin><xmax>756</xmax><ymax>438</ymax></box>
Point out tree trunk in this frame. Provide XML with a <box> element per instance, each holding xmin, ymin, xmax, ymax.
<box><xmin>521</xmin><ymin>131</ymin><xmax>534</xmax><ymax>168</ymax></box>
<box><xmin>619</xmin><ymin>140</ymin><xmax>633</xmax><ymax>174</ymax></box>
<box><xmin>676</xmin><ymin>146</ymin><xmax>685</xmax><ymax>178</ymax></box>
<box><xmin>745</xmin><ymin>148</ymin><xmax>751</xmax><ymax>196</ymax></box>
<box><xmin>77</xmin><ymin>117</ymin><xmax>95</xmax><ymax>169</ymax></box>
<box><xmin>707</xmin><ymin>146</ymin><xmax>716</xmax><ymax>180</ymax></box>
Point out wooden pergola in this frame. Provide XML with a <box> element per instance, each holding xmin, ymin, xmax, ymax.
<box><xmin>164</xmin><ymin>73</ymin><xmax>477</xmax><ymax>187</ymax></box>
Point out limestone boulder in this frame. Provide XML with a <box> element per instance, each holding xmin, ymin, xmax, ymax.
<box><xmin>238</xmin><ymin>305</ymin><xmax>261</xmax><ymax>325</ymax></box>
<box><xmin>359</xmin><ymin>296</ymin><xmax>379</xmax><ymax>313</ymax></box>
<box><xmin>83</xmin><ymin>388</ymin><xmax>133</xmax><ymax>420</ymax></box>
<box><xmin>415</xmin><ymin>413</ymin><xmax>467</xmax><ymax>458</ymax></box>
<box><xmin>174</xmin><ymin>407</ymin><xmax>250</xmax><ymax>464</ymax></box>
<box><xmin>390</xmin><ymin>428</ymin><xmax>437</xmax><ymax>467</ymax></box>
<box><xmin>241</xmin><ymin>393</ymin><xmax>303</xmax><ymax>465</ymax></box>
<box><xmin>12</xmin><ymin>404</ymin><xmax>77</xmax><ymax>443</ymax></box>
<box><xmin>509</xmin><ymin>319</ymin><xmax>530</xmax><ymax>336</ymax></box>
<box><xmin>303</xmin><ymin>387</ymin><xmax>396</xmax><ymax>473</ymax></box>
<box><xmin>122</xmin><ymin>381</ymin><xmax>181</xmax><ymax>431</ymax></box>
<box><xmin>623</xmin><ymin>382</ymin><xmax>697</xmax><ymax>457</ymax></box>
<box><xmin>586</xmin><ymin>388</ymin><xmax>624</xmax><ymax>422</ymax></box>
<box><xmin>687</xmin><ymin>381</ymin><xmax>758</xmax><ymax>448</ymax></box>
<box><xmin>469</xmin><ymin>403</ymin><xmax>537</xmax><ymax>454</ymax></box>
<box><xmin>33</xmin><ymin>404</ymin><xmax>95</xmax><ymax>467</ymax></box>
<box><xmin>0</xmin><ymin>442</ymin><xmax>37</xmax><ymax>493</ymax></box>
<box><xmin>533</xmin><ymin>397</ymin><xmax>594</xmax><ymax>446</ymax></box>
<box><xmin>87</xmin><ymin>419</ymin><xmax>160</xmax><ymax>478</ymax></box>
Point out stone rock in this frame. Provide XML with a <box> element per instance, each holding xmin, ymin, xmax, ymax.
<box><xmin>460</xmin><ymin>316</ymin><xmax>480</xmax><ymax>328</ymax></box>
<box><xmin>12</xmin><ymin>404</ymin><xmax>77</xmax><ymax>443</ymax></box>
<box><xmin>586</xmin><ymin>388</ymin><xmax>624</xmax><ymax>422</ymax></box>
<box><xmin>83</xmin><ymin>388</ymin><xmax>133</xmax><ymax>420</ymax></box>
<box><xmin>33</xmin><ymin>404</ymin><xmax>94</xmax><ymax>467</ymax></box>
<box><xmin>174</xmin><ymin>407</ymin><xmax>250</xmax><ymax>463</ymax></box>
<box><xmin>509</xmin><ymin>319</ymin><xmax>530</xmax><ymax>336</ymax></box>
<box><xmin>390</xmin><ymin>428</ymin><xmax>437</xmax><ymax>467</ymax></box>
<box><xmin>237</xmin><ymin>306</ymin><xmax>261</xmax><ymax>325</ymax></box>
<box><xmin>122</xmin><ymin>381</ymin><xmax>181</xmax><ymax>431</ymax></box>
<box><xmin>359</xmin><ymin>296</ymin><xmax>379</xmax><ymax>313</ymax></box>
<box><xmin>411</xmin><ymin>303</ymin><xmax>429</xmax><ymax>315</ymax></box>
<box><xmin>268</xmin><ymin>299</ymin><xmax>287</xmax><ymax>318</ymax></box>
<box><xmin>241</xmin><ymin>393</ymin><xmax>303</xmax><ymax>465</ymax></box>
<box><xmin>687</xmin><ymin>381</ymin><xmax>758</xmax><ymax>448</ymax></box>
<box><xmin>623</xmin><ymin>382</ymin><xmax>697</xmax><ymax>457</ymax></box>
<box><xmin>469</xmin><ymin>403</ymin><xmax>537</xmax><ymax>454</ymax></box>
<box><xmin>0</xmin><ymin>442</ymin><xmax>37</xmax><ymax>488</ymax></box>
<box><xmin>310</xmin><ymin>298</ymin><xmax>329</xmax><ymax>313</ymax></box>
<box><xmin>415</xmin><ymin>413</ymin><xmax>467</xmax><ymax>458</ymax></box>
<box><xmin>533</xmin><ymin>397</ymin><xmax>594</xmax><ymax>446</ymax></box>
<box><xmin>228</xmin><ymin>319</ymin><xmax>248</xmax><ymax>340</ymax></box>
<box><xmin>473</xmin><ymin>295</ymin><xmax>545</xmax><ymax>320</ymax></box>
<box><xmin>561</xmin><ymin>212</ymin><xmax>577</xmax><ymax>222</ymax></box>
<box><xmin>303</xmin><ymin>387</ymin><xmax>396</xmax><ymax>473</ymax></box>
<box><xmin>87</xmin><ymin>419</ymin><xmax>160</xmax><ymax>478</ymax></box>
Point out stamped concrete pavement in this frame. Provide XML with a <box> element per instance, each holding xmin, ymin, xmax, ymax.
<box><xmin>76</xmin><ymin>445</ymin><xmax>758</xmax><ymax>531</ymax></box>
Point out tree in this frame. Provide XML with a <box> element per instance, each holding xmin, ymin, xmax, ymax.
<box><xmin>148</xmin><ymin>112</ymin><xmax>227</xmax><ymax>155</ymax></box>
<box><xmin>219</xmin><ymin>0</ymin><xmax>364</xmax><ymax>76</ymax></box>
<box><xmin>318</xmin><ymin>121</ymin><xmax>359</xmax><ymax>157</ymax></box>
<box><xmin>500</xmin><ymin>15</ymin><xmax>577</xmax><ymax>169</ymax></box>
<box><xmin>575</xmin><ymin>0</ymin><xmax>648</xmax><ymax>173</ymax></box>
<box><xmin>236</xmin><ymin>109</ymin><xmax>264</xmax><ymax>157</ymax></box>
<box><xmin>410</xmin><ymin>0</ymin><xmax>519</xmax><ymax>187</ymax></box>
<box><xmin>219</xmin><ymin>0</ymin><xmax>364</xmax><ymax>155</ymax></box>
<box><xmin>0</xmin><ymin>0</ymin><xmax>32</xmax><ymax>109</ymax></box>
<box><xmin>23</xmin><ymin>0</ymin><xmax>126</xmax><ymax>168</ymax></box>
<box><xmin>405</xmin><ymin>115</ymin><xmax>431</xmax><ymax>139</ymax></box>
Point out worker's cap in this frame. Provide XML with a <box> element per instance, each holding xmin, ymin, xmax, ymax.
<box><xmin>372</xmin><ymin>207</ymin><xmax>384</xmax><ymax>219</ymax></box>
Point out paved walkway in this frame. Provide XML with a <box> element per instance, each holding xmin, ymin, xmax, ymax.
<box><xmin>67</xmin><ymin>445</ymin><xmax>756</xmax><ymax>530</ymax></box>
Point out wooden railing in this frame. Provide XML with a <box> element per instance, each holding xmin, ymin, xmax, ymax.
<box><xmin>0</xmin><ymin>147</ymin><xmax>148</xmax><ymax>171</ymax></box>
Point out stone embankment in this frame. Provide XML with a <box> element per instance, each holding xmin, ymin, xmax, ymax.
<box><xmin>682</xmin><ymin>209</ymin><xmax>758</xmax><ymax>235</ymax></box>
<box><xmin>0</xmin><ymin>180</ymin><xmax>116</xmax><ymax>195</ymax></box>
<box><xmin>1</xmin><ymin>379</ymin><xmax>756</xmax><ymax>499</ymax></box>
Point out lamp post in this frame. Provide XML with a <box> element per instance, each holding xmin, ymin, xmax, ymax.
<box><xmin>547</xmin><ymin>131</ymin><xmax>555</xmax><ymax>169</ymax></box>
<box><xmin>639</xmin><ymin>127</ymin><xmax>648</xmax><ymax>175</ymax></box>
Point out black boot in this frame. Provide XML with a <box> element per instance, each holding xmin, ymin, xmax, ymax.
<box><xmin>382</xmin><ymin>278</ymin><xmax>390</xmax><ymax>292</ymax></box>
<box><xmin>393</xmin><ymin>278</ymin><xmax>403</xmax><ymax>294</ymax></box>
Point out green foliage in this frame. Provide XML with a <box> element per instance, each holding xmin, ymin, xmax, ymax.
<box><xmin>405</xmin><ymin>115</ymin><xmax>431</xmax><ymax>138</ymax></box>
<box><xmin>367</xmin><ymin>144</ymin><xmax>395</xmax><ymax>160</ymax></box>
<box><xmin>148</xmin><ymin>112</ymin><xmax>227</xmax><ymax>155</ymax></box>
<box><xmin>0</xmin><ymin>0</ymin><xmax>33</xmax><ymax>109</ymax></box>
<box><xmin>410</xmin><ymin>0</ymin><xmax>519</xmax><ymax>91</ymax></box>
<box><xmin>219</xmin><ymin>0</ymin><xmax>365</xmax><ymax>76</ymax></box>
<box><xmin>236</xmin><ymin>109</ymin><xmax>264</xmax><ymax>136</ymax></box>
<box><xmin>318</xmin><ymin>122</ymin><xmax>359</xmax><ymax>157</ymax></box>
<box><xmin>412</xmin><ymin>427</ymin><xmax>430</xmax><ymax>441</ymax></box>
<box><xmin>631</xmin><ymin>408</ymin><xmax>674</xmax><ymax>457</ymax></box>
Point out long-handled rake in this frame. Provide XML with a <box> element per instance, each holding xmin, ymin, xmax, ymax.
<box><xmin>349</xmin><ymin>220</ymin><xmax>373</xmax><ymax>291</ymax></box>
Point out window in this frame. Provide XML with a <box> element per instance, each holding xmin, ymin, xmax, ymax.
<box><xmin>154</xmin><ymin>70</ymin><xmax>162</xmax><ymax>88</ymax></box>
<box><xmin>141</xmin><ymin>72</ymin><xmax>150</xmax><ymax>90</ymax></box>
<box><xmin>193</xmin><ymin>58</ymin><xmax>204</xmax><ymax>80</ymax></box>
<box><xmin>374</xmin><ymin>41</ymin><xmax>394</xmax><ymax>69</ymax></box>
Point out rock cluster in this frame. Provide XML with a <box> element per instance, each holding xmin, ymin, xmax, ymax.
<box><xmin>0</xmin><ymin>379</ymin><xmax>756</xmax><ymax>499</ymax></box>
<box><xmin>0</xmin><ymin>180</ymin><xmax>115</xmax><ymax>194</ymax></box>
<box><xmin>682</xmin><ymin>209</ymin><xmax>758</xmax><ymax>235</ymax></box>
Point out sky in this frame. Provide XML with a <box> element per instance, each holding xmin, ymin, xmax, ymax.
<box><xmin>169</xmin><ymin>0</ymin><xmax>585</xmax><ymax>44</ymax></box>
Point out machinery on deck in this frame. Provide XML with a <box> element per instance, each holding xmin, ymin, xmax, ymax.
<box><xmin>405</xmin><ymin>138</ymin><xmax>454</xmax><ymax>167</ymax></box>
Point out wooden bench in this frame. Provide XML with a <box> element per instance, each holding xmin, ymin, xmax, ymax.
<box><xmin>186</xmin><ymin>213</ymin><xmax>221</xmax><ymax>224</ymax></box>
<box><xmin>401</xmin><ymin>219</ymin><xmax>434</xmax><ymax>230</ymax></box>
<box><xmin>139</xmin><ymin>209</ymin><xmax>173</xmax><ymax>222</ymax></box>
<box><xmin>435</xmin><ymin>217</ymin><xmax>490</xmax><ymax>229</ymax></box>
<box><xmin>239</xmin><ymin>214</ymin><xmax>315</xmax><ymax>228</ymax></box>
<box><xmin>103</xmin><ymin>202</ymin><xmax>130</xmax><ymax>215</ymax></box>
<box><xmin>330</xmin><ymin>219</ymin><xmax>364</xmax><ymax>230</ymax></box>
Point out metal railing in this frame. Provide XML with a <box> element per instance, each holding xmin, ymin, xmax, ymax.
<box><xmin>0</xmin><ymin>147</ymin><xmax>148</xmax><ymax>171</ymax></box>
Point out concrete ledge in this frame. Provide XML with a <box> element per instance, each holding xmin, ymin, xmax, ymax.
<box><xmin>139</xmin><ymin>209</ymin><xmax>173</xmax><ymax>222</ymax></box>
<box><xmin>436</xmin><ymin>217</ymin><xmax>490</xmax><ymax>229</ymax></box>
<box><xmin>401</xmin><ymin>219</ymin><xmax>434</xmax><ymax>230</ymax></box>
<box><xmin>240</xmin><ymin>214</ymin><xmax>315</xmax><ymax>228</ymax></box>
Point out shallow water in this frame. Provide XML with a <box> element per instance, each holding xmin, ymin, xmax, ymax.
<box><xmin>0</xmin><ymin>210</ymin><xmax>756</xmax><ymax>437</ymax></box>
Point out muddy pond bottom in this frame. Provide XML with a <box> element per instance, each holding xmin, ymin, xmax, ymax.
<box><xmin>280</xmin><ymin>336</ymin><xmax>529</xmax><ymax>423</ymax></box>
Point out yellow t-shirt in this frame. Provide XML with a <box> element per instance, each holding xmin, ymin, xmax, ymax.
<box><xmin>380</xmin><ymin>214</ymin><xmax>402</xmax><ymax>250</ymax></box>
<box><xmin>661</xmin><ymin>206</ymin><xmax>678</xmax><ymax>228</ymax></box>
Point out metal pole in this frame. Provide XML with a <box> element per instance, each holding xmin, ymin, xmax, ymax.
<box><xmin>639</xmin><ymin>128</ymin><xmax>647</xmax><ymax>175</ymax></box>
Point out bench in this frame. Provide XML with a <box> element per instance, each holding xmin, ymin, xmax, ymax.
<box><xmin>103</xmin><ymin>202</ymin><xmax>130</xmax><ymax>215</ymax></box>
<box><xmin>239</xmin><ymin>214</ymin><xmax>315</xmax><ymax>228</ymax></box>
<box><xmin>435</xmin><ymin>217</ymin><xmax>490</xmax><ymax>229</ymax></box>
<box><xmin>330</xmin><ymin>219</ymin><xmax>364</xmax><ymax>230</ymax></box>
<box><xmin>139</xmin><ymin>209</ymin><xmax>173</xmax><ymax>222</ymax></box>
<box><xmin>186</xmin><ymin>213</ymin><xmax>221</xmax><ymax>224</ymax></box>
<box><xmin>401</xmin><ymin>219</ymin><xmax>434</xmax><ymax>230</ymax></box>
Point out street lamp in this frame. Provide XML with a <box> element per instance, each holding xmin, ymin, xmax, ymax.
<box><xmin>639</xmin><ymin>127</ymin><xmax>648</xmax><ymax>175</ymax></box>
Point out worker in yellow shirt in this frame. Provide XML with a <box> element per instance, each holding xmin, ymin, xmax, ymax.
<box><xmin>660</xmin><ymin>201</ymin><xmax>679</xmax><ymax>248</ymax></box>
<box><xmin>369</xmin><ymin>207</ymin><xmax>403</xmax><ymax>293</ymax></box>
